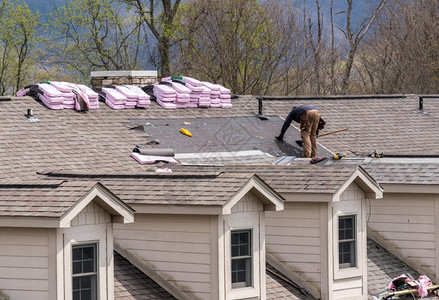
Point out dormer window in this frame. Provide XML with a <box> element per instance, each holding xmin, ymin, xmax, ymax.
<box><xmin>339</xmin><ymin>215</ymin><xmax>356</xmax><ymax>268</ymax></box>
<box><xmin>231</xmin><ymin>230</ymin><xmax>252</xmax><ymax>288</ymax></box>
<box><xmin>72</xmin><ymin>244</ymin><xmax>98</xmax><ymax>300</ymax></box>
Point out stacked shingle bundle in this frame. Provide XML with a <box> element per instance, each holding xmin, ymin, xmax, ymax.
<box><xmin>180</xmin><ymin>78</ymin><xmax>205</xmax><ymax>107</ymax></box>
<box><xmin>37</xmin><ymin>83</ymin><xmax>64</xmax><ymax>110</ymax></box>
<box><xmin>115</xmin><ymin>86</ymin><xmax>138</xmax><ymax>109</ymax></box>
<box><xmin>156</xmin><ymin>76</ymin><xmax>232</xmax><ymax>109</ymax></box>
<box><xmin>49</xmin><ymin>82</ymin><xmax>76</xmax><ymax>109</ymax></box>
<box><xmin>74</xmin><ymin>84</ymin><xmax>99</xmax><ymax>109</ymax></box>
<box><xmin>201</xmin><ymin>81</ymin><xmax>222</xmax><ymax>108</ymax></box>
<box><xmin>153</xmin><ymin>84</ymin><xmax>179</xmax><ymax>109</ymax></box>
<box><xmin>99</xmin><ymin>85</ymin><xmax>151</xmax><ymax>109</ymax></box>
<box><xmin>160</xmin><ymin>80</ymin><xmax>194</xmax><ymax>107</ymax></box>
<box><xmin>215</xmin><ymin>84</ymin><xmax>232</xmax><ymax>109</ymax></box>
<box><xmin>126</xmin><ymin>85</ymin><xmax>151</xmax><ymax>108</ymax></box>
<box><xmin>102</xmin><ymin>87</ymin><xmax>126</xmax><ymax>109</ymax></box>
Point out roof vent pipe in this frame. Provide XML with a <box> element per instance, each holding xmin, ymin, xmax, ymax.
<box><xmin>25</xmin><ymin>108</ymin><xmax>39</xmax><ymax>122</ymax></box>
<box><xmin>418</xmin><ymin>95</ymin><xmax>429</xmax><ymax>114</ymax></box>
<box><xmin>256</xmin><ymin>96</ymin><xmax>268</xmax><ymax>120</ymax></box>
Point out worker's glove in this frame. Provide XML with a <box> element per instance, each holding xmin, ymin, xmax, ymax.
<box><xmin>318</xmin><ymin>118</ymin><xmax>326</xmax><ymax>130</ymax></box>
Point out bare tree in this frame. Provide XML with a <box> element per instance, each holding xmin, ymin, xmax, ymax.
<box><xmin>125</xmin><ymin>0</ymin><xmax>182</xmax><ymax>77</ymax></box>
<box><xmin>307</xmin><ymin>0</ymin><xmax>324</xmax><ymax>94</ymax></box>
<box><xmin>338</xmin><ymin>0</ymin><xmax>387</xmax><ymax>94</ymax></box>
<box><xmin>173</xmin><ymin>0</ymin><xmax>303</xmax><ymax>95</ymax></box>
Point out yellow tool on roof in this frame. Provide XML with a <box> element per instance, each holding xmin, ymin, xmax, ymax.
<box><xmin>180</xmin><ymin>128</ymin><xmax>192</xmax><ymax>137</ymax></box>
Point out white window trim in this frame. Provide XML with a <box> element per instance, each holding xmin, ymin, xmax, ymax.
<box><xmin>57</xmin><ymin>223</ymin><xmax>113</xmax><ymax>300</ymax></box>
<box><xmin>220</xmin><ymin>212</ymin><xmax>263</xmax><ymax>300</ymax></box>
<box><xmin>333</xmin><ymin>206</ymin><xmax>363</xmax><ymax>279</ymax></box>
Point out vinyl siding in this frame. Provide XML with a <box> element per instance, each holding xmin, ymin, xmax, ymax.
<box><xmin>367</xmin><ymin>193</ymin><xmax>436</xmax><ymax>275</ymax></box>
<box><xmin>114</xmin><ymin>214</ymin><xmax>214</xmax><ymax>300</ymax></box>
<box><xmin>0</xmin><ymin>227</ymin><xmax>52</xmax><ymax>300</ymax></box>
<box><xmin>265</xmin><ymin>202</ymin><xmax>322</xmax><ymax>287</ymax></box>
<box><xmin>70</xmin><ymin>201</ymin><xmax>112</xmax><ymax>226</ymax></box>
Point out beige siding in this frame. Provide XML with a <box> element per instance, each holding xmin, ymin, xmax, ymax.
<box><xmin>266</xmin><ymin>202</ymin><xmax>322</xmax><ymax>287</ymax></box>
<box><xmin>0</xmin><ymin>227</ymin><xmax>52</xmax><ymax>300</ymax></box>
<box><xmin>368</xmin><ymin>193</ymin><xmax>436</xmax><ymax>274</ymax></box>
<box><xmin>333</xmin><ymin>277</ymin><xmax>363</xmax><ymax>299</ymax></box>
<box><xmin>71</xmin><ymin>202</ymin><xmax>111</xmax><ymax>227</ymax></box>
<box><xmin>231</xmin><ymin>192</ymin><xmax>263</xmax><ymax>213</ymax></box>
<box><xmin>114</xmin><ymin>214</ymin><xmax>214</xmax><ymax>300</ymax></box>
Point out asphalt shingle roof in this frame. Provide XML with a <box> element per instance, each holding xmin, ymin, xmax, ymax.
<box><xmin>367</xmin><ymin>238</ymin><xmax>438</xmax><ymax>299</ymax></box>
<box><xmin>114</xmin><ymin>251</ymin><xmax>177</xmax><ymax>300</ymax></box>
<box><xmin>257</xmin><ymin>95</ymin><xmax>439</xmax><ymax>157</ymax></box>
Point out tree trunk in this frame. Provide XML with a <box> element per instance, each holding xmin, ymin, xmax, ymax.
<box><xmin>158</xmin><ymin>36</ymin><xmax>171</xmax><ymax>77</ymax></box>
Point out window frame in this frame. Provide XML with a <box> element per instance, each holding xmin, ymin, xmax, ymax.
<box><xmin>333</xmin><ymin>205</ymin><xmax>363</xmax><ymax>279</ymax></box>
<box><xmin>220</xmin><ymin>211</ymin><xmax>262</xmax><ymax>299</ymax></box>
<box><xmin>231</xmin><ymin>229</ymin><xmax>253</xmax><ymax>289</ymax></box>
<box><xmin>72</xmin><ymin>243</ymin><xmax>99</xmax><ymax>300</ymax></box>
<box><xmin>338</xmin><ymin>215</ymin><xmax>356</xmax><ymax>269</ymax></box>
<box><xmin>57</xmin><ymin>223</ymin><xmax>112</xmax><ymax>300</ymax></box>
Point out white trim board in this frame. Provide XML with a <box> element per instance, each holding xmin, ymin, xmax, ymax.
<box><xmin>90</xmin><ymin>70</ymin><xmax>158</xmax><ymax>77</ymax></box>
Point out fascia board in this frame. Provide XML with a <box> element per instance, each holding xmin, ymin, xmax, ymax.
<box><xmin>130</xmin><ymin>204</ymin><xmax>224</xmax><ymax>215</ymax></box>
<box><xmin>59</xmin><ymin>183</ymin><xmax>134</xmax><ymax>228</ymax></box>
<box><xmin>381</xmin><ymin>183</ymin><xmax>439</xmax><ymax>194</ymax></box>
<box><xmin>0</xmin><ymin>216</ymin><xmax>60</xmax><ymax>228</ymax></box>
<box><xmin>281</xmin><ymin>192</ymin><xmax>332</xmax><ymax>202</ymax></box>
<box><xmin>222</xmin><ymin>175</ymin><xmax>284</xmax><ymax>215</ymax></box>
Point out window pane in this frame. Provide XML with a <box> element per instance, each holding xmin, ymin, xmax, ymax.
<box><xmin>83</xmin><ymin>247</ymin><xmax>94</xmax><ymax>260</ymax></box>
<box><xmin>72</xmin><ymin>248</ymin><xmax>82</xmax><ymax>261</ymax></box>
<box><xmin>73</xmin><ymin>277</ymin><xmax>80</xmax><ymax>290</ymax></box>
<box><xmin>73</xmin><ymin>261</ymin><xmax>82</xmax><ymax>274</ymax></box>
<box><xmin>231</xmin><ymin>233</ymin><xmax>238</xmax><ymax>245</ymax></box>
<box><xmin>73</xmin><ymin>290</ymin><xmax>80</xmax><ymax>300</ymax></box>
<box><xmin>239</xmin><ymin>244</ymin><xmax>250</xmax><ymax>256</ymax></box>
<box><xmin>232</xmin><ymin>245</ymin><xmax>239</xmax><ymax>257</ymax></box>
<box><xmin>83</xmin><ymin>260</ymin><xmax>94</xmax><ymax>273</ymax></box>
<box><xmin>81</xmin><ymin>289</ymin><xmax>91</xmax><ymax>299</ymax></box>
<box><xmin>239</xmin><ymin>232</ymin><xmax>248</xmax><ymax>244</ymax></box>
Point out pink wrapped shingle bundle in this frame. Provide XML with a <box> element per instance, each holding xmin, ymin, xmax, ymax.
<box><xmin>182</xmin><ymin>76</ymin><xmax>203</xmax><ymax>87</ymax></box>
<box><xmin>115</xmin><ymin>85</ymin><xmax>138</xmax><ymax>109</ymax></box>
<box><xmin>16</xmin><ymin>87</ymin><xmax>30</xmax><ymax>97</ymax></box>
<box><xmin>50</xmin><ymin>82</ymin><xmax>76</xmax><ymax>109</ymax></box>
<box><xmin>184</xmin><ymin>82</ymin><xmax>204</xmax><ymax>93</ymax></box>
<box><xmin>198</xmin><ymin>96</ymin><xmax>211</xmax><ymax>108</ymax></box>
<box><xmin>202</xmin><ymin>81</ymin><xmax>222</xmax><ymax>107</ymax></box>
<box><xmin>156</xmin><ymin>98</ymin><xmax>177</xmax><ymax>109</ymax></box>
<box><xmin>126</xmin><ymin>85</ymin><xmax>151</xmax><ymax>108</ymax></box>
<box><xmin>76</xmin><ymin>84</ymin><xmax>99</xmax><ymax>109</ymax></box>
<box><xmin>154</xmin><ymin>84</ymin><xmax>178</xmax><ymax>108</ymax></box>
<box><xmin>102</xmin><ymin>87</ymin><xmax>126</xmax><ymax>109</ymax></box>
<box><xmin>37</xmin><ymin>83</ymin><xmax>64</xmax><ymax>110</ymax></box>
<box><xmin>210</xmin><ymin>83</ymin><xmax>232</xmax><ymax>108</ymax></box>
<box><xmin>159</xmin><ymin>80</ymin><xmax>190</xmax><ymax>106</ymax></box>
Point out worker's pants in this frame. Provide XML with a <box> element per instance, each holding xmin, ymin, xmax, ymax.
<box><xmin>300</xmin><ymin>110</ymin><xmax>320</xmax><ymax>158</ymax></box>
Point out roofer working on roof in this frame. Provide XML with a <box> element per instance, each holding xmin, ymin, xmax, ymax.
<box><xmin>276</xmin><ymin>105</ymin><xmax>325</xmax><ymax>158</ymax></box>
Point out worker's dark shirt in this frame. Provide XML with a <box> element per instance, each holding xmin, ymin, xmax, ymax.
<box><xmin>290</xmin><ymin>105</ymin><xmax>318</xmax><ymax>123</ymax></box>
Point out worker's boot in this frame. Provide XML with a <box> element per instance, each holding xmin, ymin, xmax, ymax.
<box><xmin>275</xmin><ymin>135</ymin><xmax>284</xmax><ymax>142</ymax></box>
